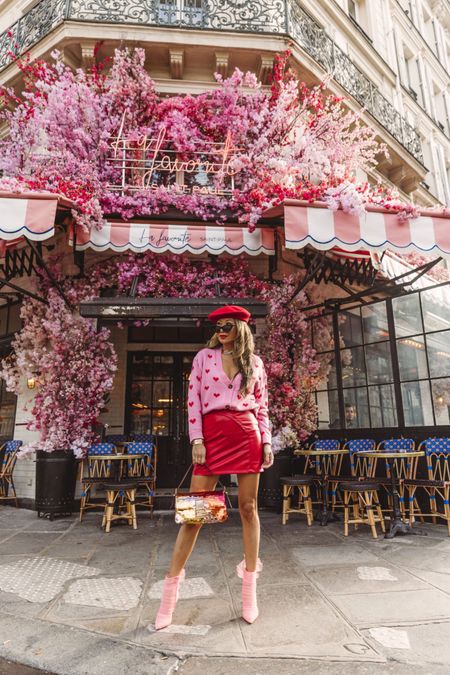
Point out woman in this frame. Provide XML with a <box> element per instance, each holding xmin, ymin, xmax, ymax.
<box><xmin>155</xmin><ymin>304</ymin><xmax>274</xmax><ymax>630</ymax></box>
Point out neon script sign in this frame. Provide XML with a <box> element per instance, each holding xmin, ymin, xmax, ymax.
<box><xmin>108</xmin><ymin>120</ymin><xmax>241</xmax><ymax>195</ymax></box>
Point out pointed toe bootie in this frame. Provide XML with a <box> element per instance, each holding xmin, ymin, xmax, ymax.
<box><xmin>237</xmin><ymin>559</ymin><xmax>262</xmax><ymax>624</ymax></box>
<box><xmin>154</xmin><ymin>569</ymin><xmax>185</xmax><ymax>630</ymax></box>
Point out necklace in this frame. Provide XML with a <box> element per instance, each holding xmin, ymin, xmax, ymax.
<box><xmin>222</xmin><ymin>349</ymin><xmax>234</xmax><ymax>356</ymax></box>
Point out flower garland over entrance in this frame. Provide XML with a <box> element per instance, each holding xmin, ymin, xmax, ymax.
<box><xmin>0</xmin><ymin>47</ymin><xmax>411</xmax><ymax>234</ymax></box>
<box><xmin>1</xmin><ymin>253</ymin><xmax>332</xmax><ymax>457</ymax></box>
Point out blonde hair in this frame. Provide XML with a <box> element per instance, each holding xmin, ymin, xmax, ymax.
<box><xmin>206</xmin><ymin>319</ymin><xmax>255</xmax><ymax>395</ymax></box>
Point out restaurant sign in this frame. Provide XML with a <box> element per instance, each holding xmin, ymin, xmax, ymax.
<box><xmin>107</xmin><ymin>122</ymin><xmax>241</xmax><ymax>196</ymax></box>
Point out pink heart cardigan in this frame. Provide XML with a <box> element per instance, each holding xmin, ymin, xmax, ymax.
<box><xmin>187</xmin><ymin>347</ymin><xmax>271</xmax><ymax>445</ymax></box>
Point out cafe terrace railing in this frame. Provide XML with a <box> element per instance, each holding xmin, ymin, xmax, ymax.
<box><xmin>0</xmin><ymin>0</ymin><xmax>423</xmax><ymax>164</ymax></box>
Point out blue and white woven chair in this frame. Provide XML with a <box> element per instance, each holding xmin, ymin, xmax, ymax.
<box><xmin>339</xmin><ymin>439</ymin><xmax>385</xmax><ymax>538</ymax></box>
<box><xmin>0</xmin><ymin>440</ymin><xmax>23</xmax><ymax>506</ymax></box>
<box><xmin>405</xmin><ymin>437</ymin><xmax>450</xmax><ymax>535</ymax></box>
<box><xmin>126</xmin><ymin>441</ymin><xmax>157</xmax><ymax>513</ymax></box>
<box><xmin>308</xmin><ymin>439</ymin><xmax>344</xmax><ymax>512</ymax></box>
<box><xmin>378</xmin><ymin>438</ymin><xmax>417</xmax><ymax>518</ymax></box>
<box><xmin>79</xmin><ymin>443</ymin><xmax>115</xmax><ymax>521</ymax></box>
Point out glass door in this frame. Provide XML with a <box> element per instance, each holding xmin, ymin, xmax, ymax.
<box><xmin>125</xmin><ymin>352</ymin><xmax>194</xmax><ymax>487</ymax></box>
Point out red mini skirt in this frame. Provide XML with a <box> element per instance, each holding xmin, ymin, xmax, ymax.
<box><xmin>193</xmin><ymin>409</ymin><xmax>263</xmax><ymax>476</ymax></box>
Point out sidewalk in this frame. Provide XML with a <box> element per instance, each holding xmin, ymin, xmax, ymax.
<box><xmin>1</xmin><ymin>506</ymin><xmax>450</xmax><ymax>674</ymax></box>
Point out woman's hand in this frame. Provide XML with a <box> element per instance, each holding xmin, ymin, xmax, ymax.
<box><xmin>261</xmin><ymin>443</ymin><xmax>274</xmax><ymax>469</ymax></box>
<box><xmin>192</xmin><ymin>441</ymin><xmax>206</xmax><ymax>465</ymax></box>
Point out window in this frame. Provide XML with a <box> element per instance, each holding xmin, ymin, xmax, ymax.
<box><xmin>314</xmin><ymin>302</ymin><xmax>397</xmax><ymax>430</ymax></box>
<box><xmin>403</xmin><ymin>45</ymin><xmax>425</xmax><ymax>108</ymax></box>
<box><xmin>312</xmin><ymin>314</ymin><xmax>338</xmax><ymax>429</ymax></box>
<box><xmin>432</xmin><ymin>82</ymin><xmax>449</xmax><ymax>136</ymax></box>
<box><xmin>393</xmin><ymin>284</ymin><xmax>450</xmax><ymax>426</ymax></box>
<box><xmin>313</xmin><ymin>281</ymin><xmax>450</xmax><ymax>431</ymax></box>
<box><xmin>348</xmin><ymin>0</ymin><xmax>357</xmax><ymax>21</ymax></box>
<box><xmin>157</xmin><ymin>0</ymin><xmax>205</xmax><ymax>25</ymax></box>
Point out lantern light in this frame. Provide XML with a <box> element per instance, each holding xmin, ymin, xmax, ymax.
<box><xmin>27</xmin><ymin>376</ymin><xmax>36</xmax><ymax>390</ymax></box>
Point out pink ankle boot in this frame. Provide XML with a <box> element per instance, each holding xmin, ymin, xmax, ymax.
<box><xmin>154</xmin><ymin>569</ymin><xmax>185</xmax><ymax>630</ymax></box>
<box><xmin>236</xmin><ymin>559</ymin><xmax>262</xmax><ymax>624</ymax></box>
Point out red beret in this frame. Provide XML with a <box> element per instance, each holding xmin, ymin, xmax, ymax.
<box><xmin>208</xmin><ymin>305</ymin><xmax>251</xmax><ymax>323</ymax></box>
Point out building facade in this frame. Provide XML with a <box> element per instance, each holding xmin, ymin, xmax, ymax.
<box><xmin>0</xmin><ymin>0</ymin><xmax>448</xmax><ymax>505</ymax></box>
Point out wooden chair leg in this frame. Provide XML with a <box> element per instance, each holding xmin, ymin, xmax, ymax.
<box><xmin>129</xmin><ymin>490</ymin><xmax>138</xmax><ymax>529</ymax></box>
<box><xmin>373</xmin><ymin>494</ymin><xmax>385</xmax><ymax>533</ymax></box>
<box><xmin>304</xmin><ymin>486</ymin><xmax>313</xmax><ymax>527</ymax></box>
<box><xmin>105</xmin><ymin>491</ymin><xmax>114</xmax><ymax>533</ymax></box>
<box><xmin>364</xmin><ymin>492</ymin><xmax>377</xmax><ymax>539</ymax></box>
<box><xmin>430</xmin><ymin>489</ymin><xmax>438</xmax><ymax>524</ymax></box>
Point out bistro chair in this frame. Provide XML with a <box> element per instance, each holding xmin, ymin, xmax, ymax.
<box><xmin>339</xmin><ymin>439</ymin><xmax>384</xmax><ymax>538</ymax></box>
<box><xmin>347</xmin><ymin>439</ymin><xmax>378</xmax><ymax>478</ymax></box>
<box><xmin>308</xmin><ymin>439</ymin><xmax>343</xmax><ymax>512</ymax></box>
<box><xmin>79</xmin><ymin>442</ymin><xmax>115</xmax><ymax>521</ymax></box>
<box><xmin>405</xmin><ymin>438</ymin><xmax>450</xmax><ymax>535</ymax></box>
<box><xmin>340</xmin><ymin>480</ymin><xmax>385</xmax><ymax>538</ymax></box>
<box><xmin>378</xmin><ymin>438</ymin><xmax>418</xmax><ymax>518</ymax></box>
<box><xmin>280</xmin><ymin>475</ymin><xmax>314</xmax><ymax>526</ymax></box>
<box><xmin>126</xmin><ymin>441</ymin><xmax>157</xmax><ymax>513</ymax></box>
<box><xmin>100</xmin><ymin>479</ymin><xmax>139</xmax><ymax>533</ymax></box>
<box><xmin>0</xmin><ymin>440</ymin><xmax>23</xmax><ymax>506</ymax></box>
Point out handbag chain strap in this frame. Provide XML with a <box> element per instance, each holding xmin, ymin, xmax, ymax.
<box><xmin>177</xmin><ymin>463</ymin><xmax>226</xmax><ymax>491</ymax></box>
<box><xmin>176</xmin><ymin>463</ymin><xmax>232</xmax><ymax>508</ymax></box>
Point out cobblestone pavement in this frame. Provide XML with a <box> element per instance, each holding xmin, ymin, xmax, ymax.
<box><xmin>1</xmin><ymin>506</ymin><xmax>450</xmax><ymax>674</ymax></box>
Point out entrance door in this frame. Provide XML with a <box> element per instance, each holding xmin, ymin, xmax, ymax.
<box><xmin>126</xmin><ymin>352</ymin><xmax>194</xmax><ymax>487</ymax></box>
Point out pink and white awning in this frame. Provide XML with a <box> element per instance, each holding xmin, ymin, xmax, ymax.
<box><xmin>72</xmin><ymin>221</ymin><xmax>275</xmax><ymax>256</ymax></box>
<box><xmin>0</xmin><ymin>191</ymin><xmax>76</xmax><ymax>242</ymax></box>
<box><xmin>263</xmin><ymin>200</ymin><xmax>450</xmax><ymax>259</ymax></box>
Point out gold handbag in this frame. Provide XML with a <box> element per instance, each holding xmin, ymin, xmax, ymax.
<box><xmin>174</xmin><ymin>464</ymin><xmax>229</xmax><ymax>525</ymax></box>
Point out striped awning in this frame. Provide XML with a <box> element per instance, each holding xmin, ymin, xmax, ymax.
<box><xmin>0</xmin><ymin>191</ymin><xmax>76</xmax><ymax>242</ymax></box>
<box><xmin>263</xmin><ymin>200</ymin><xmax>450</xmax><ymax>258</ymax></box>
<box><xmin>71</xmin><ymin>221</ymin><xmax>275</xmax><ymax>256</ymax></box>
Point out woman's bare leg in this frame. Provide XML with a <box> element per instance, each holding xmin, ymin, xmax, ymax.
<box><xmin>168</xmin><ymin>474</ymin><xmax>218</xmax><ymax>576</ymax></box>
<box><xmin>237</xmin><ymin>473</ymin><xmax>260</xmax><ymax>572</ymax></box>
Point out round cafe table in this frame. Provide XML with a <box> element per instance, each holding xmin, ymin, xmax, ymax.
<box><xmin>356</xmin><ymin>450</ymin><xmax>424</xmax><ymax>539</ymax></box>
<box><xmin>295</xmin><ymin>448</ymin><xmax>348</xmax><ymax>526</ymax></box>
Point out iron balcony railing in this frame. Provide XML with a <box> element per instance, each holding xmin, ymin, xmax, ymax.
<box><xmin>0</xmin><ymin>0</ymin><xmax>423</xmax><ymax>164</ymax></box>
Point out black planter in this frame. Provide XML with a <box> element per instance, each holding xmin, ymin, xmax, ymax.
<box><xmin>35</xmin><ymin>449</ymin><xmax>77</xmax><ymax>520</ymax></box>
<box><xmin>259</xmin><ymin>451</ymin><xmax>293</xmax><ymax>512</ymax></box>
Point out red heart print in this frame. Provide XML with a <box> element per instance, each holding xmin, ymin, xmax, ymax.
<box><xmin>196</xmin><ymin>376</ymin><xmax>201</xmax><ymax>381</ymax></box>
<box><xmin>213</xmin><ymin>393</ymin><xmax>220</xmax><ymax>398</ymax></box>
<box><xmin>189</xmin><ymin>401</ymin><xmax>194</xmax><ymax>407</ymax></box>
<box><xmin>213</xmin><ymin>377</ymin><xmax>219</xmax><ymax>381</ymax></box>
<box><xmin>189</xmin><ymin>418</ymin><xmax>196</xmax><ymax>424</ymax></box>
<box><xmin>243</xmin><ymin>403</ymin><xmax>249</xmax><ymax>407</ymax></box>
<box><xmin>256</xmin><ymin>393</ymin><xmax>261</xmax><ymax>399</ymax></box>
<box><xmin>205</xmin><ymin>369</ymin><xmax>210</xmax><ymax>373</ymax></box>
<box><xmin>204</xmin><ymin>385</ymin><xmax>210</xmax><ymax>390</ymax></box>
<box><xmin>189</xmin><ymin>384</ymin><xmax>193</xmax><ymax>390</ymax></box>
<box><xmin>204</xmin><ymin>403</ymin><xmax>209</xmax><ymax>408</ymax></box>
<box><xmin>237</xmin><ymin>394</ymin><xmax>242</xmax><ymax>400</ymax></box>
<box><xmin>207</xmin><ymin>353</ymin><xmax>213</xmax><ymax>358</ymax></box>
